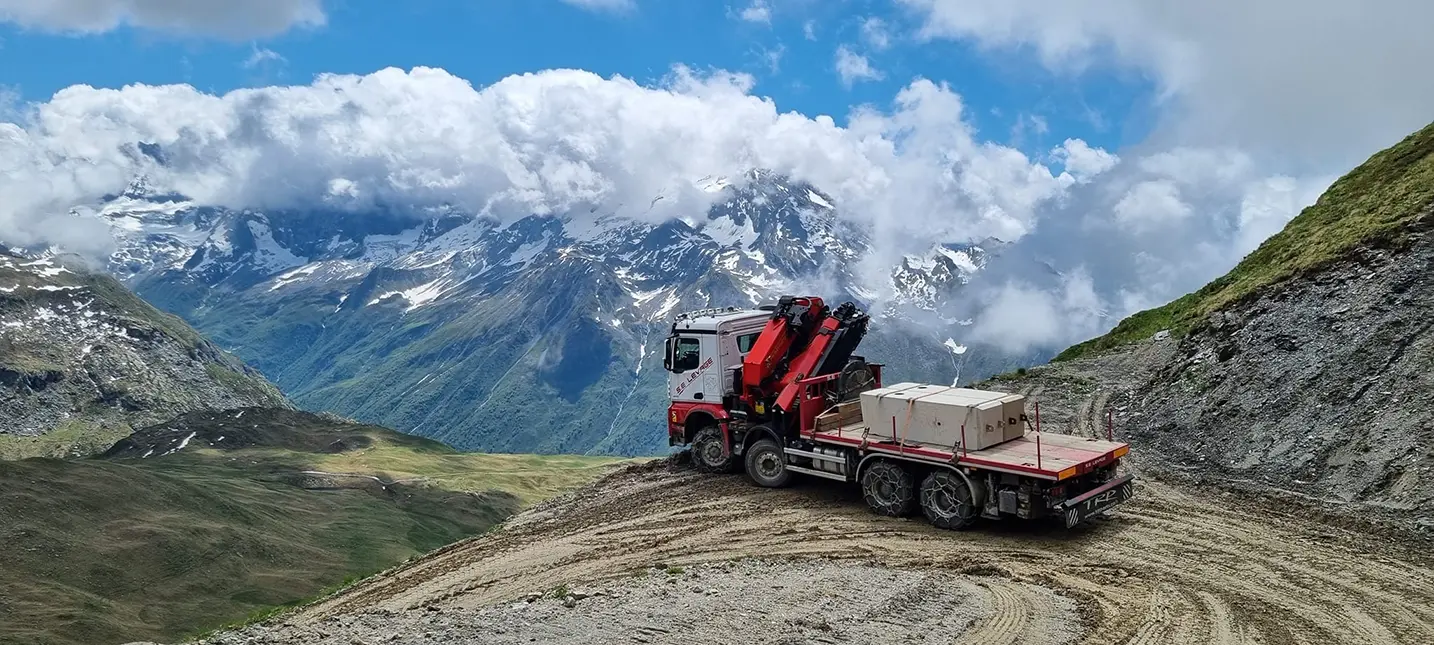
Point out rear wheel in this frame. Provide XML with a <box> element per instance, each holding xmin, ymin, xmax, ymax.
<box><xmin>745</xmin><ymin>438</ymin><xmax>791</xmax><ymax>488</ymax></box>
<box><xmin>690</xmin><ymin>426</ymin><xmax>737</xmax><ymax>474</ymax></box>
<box><xmin>861</xmin><ymin>461</ymin><xmax>916</xmax><ymax>516</ymax></box>
<box><xmin>920</xmin><ymin>470</ymin><xmax>984</xmax><ymax>530</ymax></box>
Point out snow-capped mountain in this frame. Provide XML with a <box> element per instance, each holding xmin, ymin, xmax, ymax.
<box><xmin>68</xmin><ymin>170</ymin><xmax>1019</xmax><ymax>456</ymax></box>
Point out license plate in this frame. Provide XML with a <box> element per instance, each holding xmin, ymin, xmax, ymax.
<box><xmin>1062</xmin><ymin>475</ymin><xmax>1135</xmax><ymax>528</ymax></box>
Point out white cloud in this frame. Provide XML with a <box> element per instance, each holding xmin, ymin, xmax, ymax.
<box><xmin>0</xmin><ymin>0</ymin><xmax>325</xmax><ymax>38</ymax></box>
<box><xmin>968</xmin><ymin>270</ymin><xmax>1105</xmax><ymax>353</ymax></box>
<box><xmin>803</xmin><ymin>20</ymin><xmax>817</xmax><ymax>40</ymax></box>
<box><xmin>1112</xmin><ymin>180</ymin><xmax>1191</xmax><ymax>230</ymax></box>
<box><xmin>738</xmin><ymin>0</ymin><xmax>771</xmax><ymax>24</ymax></box>
<box><xmin>1051</xmin><ymin>138</ymin><xmax>1118</xmax><ymax>182</ymax></box>
<box><xmin>243</xmin><ymin>45</ymin><xmax>286</xmax><ymax>70</ymax></box>
<box><xmin>835</xmin><ymin>46</ymin><xmax>883</xmax><ymax>87</ymax></box>
<box><xmin>0</xmin><ymin>66</ymin><xmax>1100</xmax><ymax>267</ymax></box>
<box><xmin>559</xmin><ymin>0</ymin><xmax>635</xmax><ymax>12</ymax></box>
<box><xmin>860</xmin><ymin>17</ymin><xmax>891</xmax><ymax>51</ymax></box>
<box><xmin>898</xmin><ymin>0</ymin><xmax>1434</xmax><ymax>165</ymax></box>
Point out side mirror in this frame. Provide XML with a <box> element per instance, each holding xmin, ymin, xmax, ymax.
<box><xmin>663</xmin><ymin>336</ymin><xmax>675</xmax><ymax>372</ymax></box>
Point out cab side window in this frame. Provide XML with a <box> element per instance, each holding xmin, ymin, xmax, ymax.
<box><xmin>674</xmin><ymin>337</ymin><xmax>701</xmax><ymax>371</ymax></box>
<box><xmin>736</xmin><ymin>332</ymin><xmax>760</xmax><ymax>354</ymax></box>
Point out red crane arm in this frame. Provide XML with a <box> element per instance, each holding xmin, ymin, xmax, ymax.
<box><xmin>772</xmin><ymin>313</ymin><xmax>844</xmax><ymax>412</ymax></box>
<box><xmin>740</xmin><ymin>296</ymin><xmax>826</xmax><ymax>402</ymax></box>
<box><xmin>739</xmin><ymin>296</ymin><xmax>869</xmax><ymax>415</ymax></box>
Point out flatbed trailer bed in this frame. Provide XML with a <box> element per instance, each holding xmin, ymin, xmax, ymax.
<box><xmin>806</xmin><ymin>424</ymin><xmax>1130</xmax><ymax>482</ymax></box>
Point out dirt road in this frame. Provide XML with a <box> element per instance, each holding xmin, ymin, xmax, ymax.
<box><xmin>200</xmin><ymin>453</ymin><xmax>1430</xmax><ymax>645</ymax></box>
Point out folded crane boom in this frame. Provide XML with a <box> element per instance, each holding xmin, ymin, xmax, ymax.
<box><xmin>738</xmin><ymin>296</ymin><xmax>870</xmax><ymax>414</ymax></box>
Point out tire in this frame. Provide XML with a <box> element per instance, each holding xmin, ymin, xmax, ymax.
<box><xmin>861</xmin><ymin>461</ymin><xmax>916</xmax><ymax>517</ymax></box>
<box><xmin>919</xmin><ymin>470</ymin><xmax>985</xmax><ymax>530</ymax></box>
<box><xmin>744</xmin><ymin>438</ymin><xmax>791</xmax><ymax>488</ymax></box>
<box><xmin>690</xmin><ymin>426</ymin><xmax>737</xmax><ymax>474</ymax></box>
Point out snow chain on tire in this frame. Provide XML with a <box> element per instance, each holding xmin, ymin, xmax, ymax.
<box><xmin>690</xmin><ymin>426</ymin><xmax>737</xmax><ymax>474</ymax></box>
<box><xmin>861</xmin><ymin>460</ymin><xmax>916</xmax><ymax>517</ymax></box>
<box><xmin>920</xmin><ymin>469</ymin><xmax>986</xmax><ymax>530</ymax></box>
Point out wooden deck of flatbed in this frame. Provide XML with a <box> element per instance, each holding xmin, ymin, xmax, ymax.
<box><xmin>804</xmin><ymin>424</ymin><xmax>1129</xmax><ymax>481</ymax></box>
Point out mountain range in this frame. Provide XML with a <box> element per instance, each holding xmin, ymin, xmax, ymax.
<box><xmin>75</xmin><ymin>169</ymin><xmax>1045</xmax><ymax>455</ymax></box>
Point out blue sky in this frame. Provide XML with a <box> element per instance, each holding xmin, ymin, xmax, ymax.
<box><xmin>0</xmin><ymin>0</ymin><xmax>1157</xmax><ymax>159</ymax></box>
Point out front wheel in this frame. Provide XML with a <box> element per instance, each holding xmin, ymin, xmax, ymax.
<box><xmin>690</xmin><ymin>426</ymin><xmax>737</xmax><ymax>473</ymax></box>
<box><xmin>861</xmin><ymin>461</ymin><xmax>916</xmax><ymax>516</ymax></box>
<box><xmin>920</xmin><ymin>470</ymin><xmax>985</xmax><ymax>530</ymax></box>
<box><xmin>744</xmin><ymin>439</ymin><xmax>791</xmax><ymax>488</ymax></box>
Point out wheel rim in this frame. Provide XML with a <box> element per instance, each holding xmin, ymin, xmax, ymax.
<box><xmin>699</xmin><ymin>440</ymin><xmax>725</xmax><ymax>466</ymax></box>
<box><xmin>755</xmin><ymin>451</ymin><xmax>783</xmax><ymax>479</ymax></box>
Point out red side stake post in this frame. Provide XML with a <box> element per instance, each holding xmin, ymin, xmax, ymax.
<box><xmin>1034</xmin><ymin>401</ymin><xmax>1042</xmax><ymax>471</ymax></box>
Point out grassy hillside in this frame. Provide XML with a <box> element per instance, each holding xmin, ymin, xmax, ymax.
<box><xmin>1058</xmin><ymin>121</ymin><xmax>1434</xmax><ymax>360</ymax></box>
<box><xmin>0</xmin><ymin>408</ymin><xmax>633</xmax><ymax>645</ymax></box>
<box><xmin>0</xmin><ymin>252</ymin><xmax>288</xmax><ymax>459</ymax></box>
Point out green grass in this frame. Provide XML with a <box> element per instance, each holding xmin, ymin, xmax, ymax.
<box><xmin>308</xmin><ymin>448</ymin><xmax>642</xmax><ymax>506</ymax></box>
<box><xmin>0</xmin><ymin>410</ymin><xmax>629</xmax><ymax>645</ymax></box>
<box><xmin>0</xmin><ymin>420</ymin><xmax>134</xmax><ymax>461</ymax></box>
<box><xmin>1057</xmin><ymin>121</ymin><xmax>1434</xmax><ymax>361</ymax></box>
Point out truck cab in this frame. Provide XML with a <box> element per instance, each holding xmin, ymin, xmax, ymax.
<box><xmin>663</xmin><ymin>306</ymin><xmax>770</xmax><ymax>446</ymax></box>
<box><xmin>664</xmin><ymin>306</ymin><xmax>770</xmax><ymax>402</ymax></box>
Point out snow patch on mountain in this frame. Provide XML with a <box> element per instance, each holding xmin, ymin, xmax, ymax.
<box><xmin>806</xmin><ymin>189</ymin><xmax>834</xmax><ymax>209</ymax></box>
<box><xmin>245</xmin><ymin>220</ymin><xmax>307</xmax><ymax>274</ymax></box>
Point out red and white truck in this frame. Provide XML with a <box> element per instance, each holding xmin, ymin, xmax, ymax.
<box><xmin>663</xmin><ymin>296</ymin><xmax>1134</xmax><ymax>529</ymax></box>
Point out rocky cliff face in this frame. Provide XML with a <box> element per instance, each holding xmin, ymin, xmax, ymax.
<box><xmin>1129</xmin><ymin>209</ymin><xmax>1434</xmax><ymax>518</ymax></box>
<box><xmin>0</xmin><ymin>251</ymin><xmax>288</xmax><ymax>458</ymax></box>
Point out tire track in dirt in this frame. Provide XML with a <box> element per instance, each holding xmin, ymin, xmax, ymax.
<box><xmin>284</xmin><ymin>458</ymin><xmax>1434</xmax><ymax>645</ymax></box>
<box><xmin>955</xmin><ymin>580</ymin><xmax>1033</xmax><ymax>645</ymax></box>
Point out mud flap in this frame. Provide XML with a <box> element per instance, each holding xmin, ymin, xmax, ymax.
<box><xmin>1061</xmin><ymin>474</ymin><xmax>1135</xmax><ymax>528</ymax></box>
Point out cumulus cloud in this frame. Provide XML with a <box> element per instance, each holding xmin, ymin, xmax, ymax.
<box><xmin>898</xmin><ymin>0</ymin><xmax>1434</xmax><ymax>164</ymax></box>
<box><xmin>886</xmin><ymin>0</ymin><xmax>1434</xmax><ymax>354</ymax></box>
<box><xmin>949</xmin><ymin>139</ymin><xmax>1334</xmax><ymax>353</ymax></box>
<box><xmin>0</xmin><ymin>0</ymin><xmax>325</xmax><ymax>38</ymax></box>
<box><xmin>835</xmin><ymin>46</ymin><xmax>883</xmax><ymax>87</ymax></box>
<box><xmin>1051</xmin><ymin>138</ymin><xmax>1118</xmax><ymax>182</ymax></box>
<box><xmin>0</xmin><ymin>66</ymin><xmax>1102</xmax><ymax>269</ymax></box>
<box><xmin>1112</xmin><ymin>180</ymin><xmax>1191</xmax><ymax>231</ymax></box>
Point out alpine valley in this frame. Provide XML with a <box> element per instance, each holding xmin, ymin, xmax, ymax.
<box><xmin>80</xmin><ymin>170</ymin><xmax>1054</xmax><ymax>456</ymax></box>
